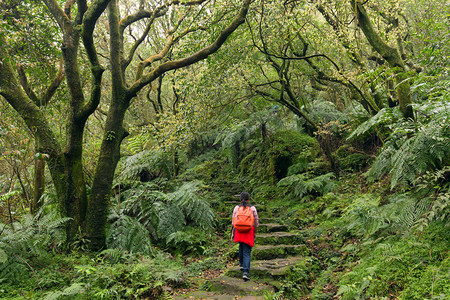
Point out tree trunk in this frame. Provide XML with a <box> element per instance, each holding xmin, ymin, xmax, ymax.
<box><xmin>173</xmin><ymin>150</ymin><xmax>180</xmax><ymax>177</ymax></box>
<box><xmin>85</xmin><ymin>0</ymin><xmax>129</xmax><ymax>250</ymax></box>
<box><xmin>350</xmin><ymin>0</ymin><xmax>414</xmax><ymax>119</ymax></box>
<box><xmin>86</xmin><ymin>111</ymin><xmax>128</xmax><ymax>250</ymax></box>
<box><xmin>86</xmin><ymin>0</ymin><xmax>252</xmax><ymax>250</ymax></box>
<box><xmin>1</xmin><ymin>35</ymin><xmax>85</xmax><ymax>243</ymax></box>
<box><xmin>32</xmin><ymin>155</ymin><xmax>45</xmax><ymax>214</ymax></box>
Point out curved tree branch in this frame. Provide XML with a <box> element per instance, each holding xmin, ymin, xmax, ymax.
<box><xmin>42</xmin><ymin>0</ymin><xmax>70</xmax><ymax>30</ymax></box>
<box><xmin>42</xmin><ymin>57</ymin><xmax>65</xmax><ymax>105</ymax></box>
<box><xmin>350</xmin><ymin>0</ymin><xmax>413</xmax><ymax>119</ymax></box>
<box><xmin>128</xmin><ymin>0</ymin><xmax>251</xmax><ymax>97</ymax></box>
<box><xmin>79</xmin><ymin>0</ymin><xmax>111</xmax><ymax>120</ymax></box>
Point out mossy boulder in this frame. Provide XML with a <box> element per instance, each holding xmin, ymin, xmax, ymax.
<box><xmin>239</xmin><ymin>129</ymin><xmax>320</xmax><ymax>183</ymax></box>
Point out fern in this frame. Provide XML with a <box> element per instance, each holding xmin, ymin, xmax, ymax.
<box><xmin>118</xmin><ymin>149</ymin><xmax>172</xmax><ymax>181</ymax></box>
<box><xmin>0</xmin><ymin>213</ymin><xmax>69</xmax><ymax>283</ymax></box>
<box><xmin>108</xmin><ymin>180</ymin><xmax>214</xmax><ymax>252</ymax></box>
<box><xmin>347</xmin><ymin>107</ymin><xmax>402</xmax><ymax>140</ymax></box>
<box><xmin>215</xmin><ymin>110</ymin><xmax>284</xmax><ymax>166</ymax></box>
<box><xmin>124</xmin><ymin>129</ymin><xmax>153</xmax><ymax>155</ymax></box>
<box><xmin>336</xmin><ymin>284</ymin><xmax>359</xmax><ymax>299</ymax></box>
<box><xmin>389</xmin><ymin>118</ymin><xmax>449</xmax><ymax>188</ymax></box>
<box><xmin>119</xmin><ymin>183</ymin><xmax>166</xmax><ymax>239</ymax></box>
<box><xmin>165</xmin><ymin>228</ymin><xmax>210</xmax><ymax>254</ymax></box>
<box><xmin>168</xmin><ymin>181</ymin><xmax>215</xmax><ymax>229</ymax></box>
<box><xmin>44</xmin><ymin>283</ymin><xmax>86</xmax><ymax>300</ymax></box>
<box><xmin>99</xmin><ymin>248</ymin><xmax>134</xmax><ymax>264</ymax></box>
<box><xmin>106</xmin><ymin>211</ymin><xmax>153</xmax><ymax>255</ymax></box>
<box><xmin>277</xmin><ymin>173</ymin><xmax>336</xmax><ymax>199</ymax></box>
<box><xmin>342</xmin><ymin>193</ymin><xmax>438</xmax><ymax>240</ymax></box>
<box><xmin>365</xmin><ymin>101</ymin><xmax>449</xmax><ymax>189</ymax></box>
<box><xmin>156</xmin><ymin>202</ymin><xmax>186</xmax><ymax>240</ymax></box>
<box><xmin>342</xmin><ymin>194</ymin><xmax>386</xmax><ymax>237</ymax></box>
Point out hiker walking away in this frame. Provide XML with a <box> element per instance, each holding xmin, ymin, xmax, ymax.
<box><xmin>231</xmin><ymin>191</ymin><xmax>258</xmax><ymax>281</ymax></box>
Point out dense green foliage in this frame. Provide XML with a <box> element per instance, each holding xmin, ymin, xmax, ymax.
<box><xmin>1</xmin><ymin>0</ymin><xmax>449</xmax><ymax>299</ymax></box>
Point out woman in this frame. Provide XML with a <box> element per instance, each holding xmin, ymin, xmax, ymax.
<box><xmin>232</xmin><ymin>191</ymin><xmax>259</xmax><ymax>281</ymax></box>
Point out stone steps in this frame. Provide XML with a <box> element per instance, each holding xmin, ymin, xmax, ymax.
<box><xmin>257</xmin><ymin>223</ymin><xmax>289</xmax><ymax>233</ymax></box>
<box><xmin>255</xmin><ymin>232</ymin><xmax>304</xmax><ymax>245</ymax></box>
<box><xmin>253</xmin><ymin>244</ymin><xmax>309</xmax><ymax>260</ymax></box>
<box><xmin>258</xmin><ymin>218</ymin><xmax>278</xmax><ymax>225</ymax></box>
<box><xmin>225</xmin><ymin>257</ymin><xmax>307</xmax><ymax>279</ymax></box>
<box><xmin>175</xmin><ymin>212</ymin><xmax>308</xmax><ymax>299</ymax></box>
<box><xmin>175</xmin><ymin>292</ymin><xmax>265</xmax><ymax>300</ymax></box>
<box><xmin>208</xmin><ymin>276</ymin><xmax>273</xmax><ymax>296</ymax></box>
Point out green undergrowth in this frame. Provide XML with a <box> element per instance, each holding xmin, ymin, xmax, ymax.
<box><xmin>1</xmin><ymin>124</ymin><xmax>448</xmax><ymax>299</ymax></box>
<box><xmin>246</xmin><ymin>169</ymin><xmax>449</xmax><ymax>299</ymax></box>
<box><xmin>0</xmin><ymin>244</ymin><xmax>231</xmax><ymax>299</ymax></box>
<box><xmin>1</xmin><ymin>167</ymin><xmax>447</xmax><ymax>299</ymax></box>
<box><xmin>337</xmin><ymin>221</ymin><xmax>449</xmax><ymax>299</ymax></box>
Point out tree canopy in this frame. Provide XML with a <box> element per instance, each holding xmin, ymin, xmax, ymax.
<box><xmin>0</xmin><ymin>0</ymin><xmax>448</xmax><ymax>298</ymax></box>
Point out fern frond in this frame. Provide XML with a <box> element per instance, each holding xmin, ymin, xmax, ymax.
<box><xmin>156</xmin><ymin>203</ymin><xmax>186</xmax><ymax>240</ymax></box>
<box><xmin>106</xmin><ymin>214</ymin><xmax>153</xmax><ymax>255</ymax></box>
<box><xmin>112</xmin><ymin>180</ymin><xmax>214</xmax><ymax>248</ymax></box>
<box><xmin>119</xmin><ymin>149</ymin><xmax>172</xmax><ymax>181</ymax></box>
<box><xmin>347</xmin><ymin>107</ymin><xmax>402</xmax><ymax>140</ymax></box>
<box><xmin>166</xmin><ymin>231</ymin><xmax>195</xmax><ymax>248</ymax></box>
<box><xmin>365</xmin><ymin>103</ymin><xmax>449</xmax><ymax>188</ymax></box>
<box><xmin>44</xmin><ymin>283</ymin><xmax>86</xmax><ymax>300</ymax></box>
<box><xmin>365</xmin><ymin>143</ymin><xmax>395</xmax><ymax>181</ymax></box>
<box><xmin>389</xmin><ymin>117</ymin><xmax>449</xmax><ymax>189</ymax></box>
<box><xmin>99</xmin><ymin>248</ymin><xmax>128</xmax><ymax>264</ymax></box>
<box><xmin>277</xmin><ymin>173</ymin><xmax>335</xmax><ymax>198</ymax></box>
<box><xmin>119</xmin><ymin>187</ymin><xmax>167</xmax><ymax>239</ymax></box>
<box><xmin>0</xmin><ymin>212</ymin><xmax>67</xmax><ymax>282</ymax></box>
<box><xmin>169</xmin><ymin>181</ymin><xmax>215</xmax><ymax>229</ymax></box>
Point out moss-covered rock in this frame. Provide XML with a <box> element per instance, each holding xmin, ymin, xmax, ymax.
<box><xmin>238</xmin><ymin>129</ymin><xmax>320</xmax><ymax>184</ymax></box>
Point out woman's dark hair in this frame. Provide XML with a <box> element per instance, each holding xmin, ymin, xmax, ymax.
<box><xmin>240</xmin><ymin>191</ymin><xmax>251</xmax><ymax>207</ymax></box>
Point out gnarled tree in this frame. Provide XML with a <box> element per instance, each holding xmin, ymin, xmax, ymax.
<box><xmin>0</xmin><ymin>0</ymin><xmax>251</xmax><ymax>249</ymax></box>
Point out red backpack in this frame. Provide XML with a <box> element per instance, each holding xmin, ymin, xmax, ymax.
<box><xmin>233</xmin><ymin>206</ymin><xmax>254</xmax><ymax>233</ymax></box>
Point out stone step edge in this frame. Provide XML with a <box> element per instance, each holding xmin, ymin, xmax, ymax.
<box><xmin>174</xmin><ymin>290</ymin><xmax>266</xmax><ymax>300</ymax></box>
<box><xmin>226</xmin><ymin>256</ymin><xmax>306</xmax><ymax>279</ymax></box>
<box><xmin>207</xmin><ymin>275</ymin><xmax>274</xmax><ymax>296</ymax></box>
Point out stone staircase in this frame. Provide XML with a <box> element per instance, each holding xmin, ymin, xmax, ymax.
<box><xmin>175</xmin><ymin>203</ymin><xmax>309</xmax><ymax>299</ymax></box>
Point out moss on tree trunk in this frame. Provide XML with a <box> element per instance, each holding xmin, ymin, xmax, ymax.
<box><xmin>350</xmin><ymin>0</ymin><xmax>414</xmax><ymax>120</ymax></box>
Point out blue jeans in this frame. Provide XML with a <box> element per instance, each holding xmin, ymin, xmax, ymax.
<box><xmin>239</xmin><ymin>242</ymin><xmax>252</xmax><ymax>274</ymax></box>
